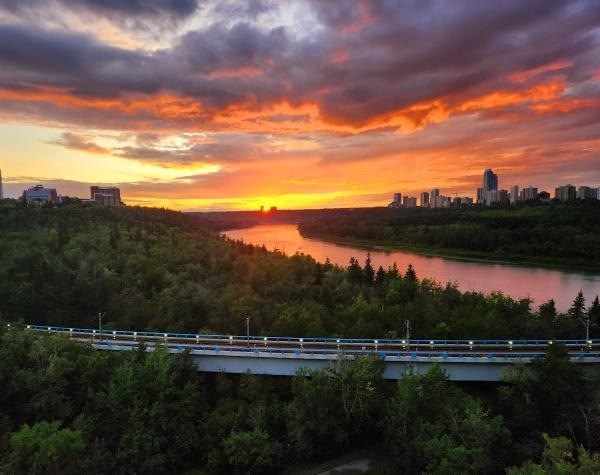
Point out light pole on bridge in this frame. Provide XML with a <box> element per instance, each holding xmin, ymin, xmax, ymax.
<box><xmin>246</xmin><ymin>315</ymin><xmax>250</xmax><ymax>348</ymax></box>
<box><xmin>98</xmin><ymin>312</ymin><xmax>105</xmax><ymax>342</ymax></box>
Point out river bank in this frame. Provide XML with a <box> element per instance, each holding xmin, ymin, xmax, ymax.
<box><xmin>297</xmin><ymin>230</ymin><xmax>600</xmax><ymax>272</ymax></box>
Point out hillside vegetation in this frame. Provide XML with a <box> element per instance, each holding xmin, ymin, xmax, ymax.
<box><xmin>299</xmin><ymin>202</ymin><xmax>600</xmax><ymax>268</ymax></box>
<box><xmin>2</xmin><ymin>202</ymin><xmax>600</xmax><ymax>473</ymax></box>
<box><xmin>0</xmin><ymin>200</ymin><xmax>598</xmax><ymax>340</ymax></box>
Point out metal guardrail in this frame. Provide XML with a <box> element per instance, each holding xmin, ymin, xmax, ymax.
<box><xmin>23</xmin><ymin>324</ymin><xmax>597</xmax><ymax>347</ymax></box>
<box><xmin>85</xmin><ymin>340</ymin><xmax>600</xmax><ymax>361</ymax></box>
<box><xmin>17</xmin><ymin>324</ymin><xmax>600</xmax><ymax>361</ymax></box>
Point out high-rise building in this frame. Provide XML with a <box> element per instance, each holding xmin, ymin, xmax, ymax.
<box><xmin>0</xmin><ymin>168</ymin><xmax>3</xmax><ymax>200</ymax></box>
<box><xmin>23</xmin><ymin>185</ymin><xmax>58</xmax><ymax>204</ymax></box>
<box><xmin>431</xmin><ymin>195</ymin><xmax>449</xmax><ymax>208</ymax></box>
<box><xmin>403</xmin><ymin>196</ymin><xmax>417</xmax><ymax>208</ymax></box>
<box><xmin>91</xmin><ymin>186</ymin><xmax>122</xmax><ymax>206</ymax></box>
<box><xmin>555</xmin><ymin>184</ymin><xmax>576</xmax><ymax>202</ymax></box>
<box><xmin>431</xmin><ymin>188</ymin><xmax>440</xmax><ymax>198</ymax></box>
<box><xmin>578</xmin><ymin>186</ymin><xmax>596</xmax><ymax>200</ymax></box>
<box><xmin>483</xmin><ymin>169</ymin><xmax>498</xmax><ymax>192</ymax></box>
<box><xmin>523</xmin><ymin>186</ymin><xmax>538</xmax><ymax>201</ymax></box>
<box><xmin>510</xmin><ymin>185</ymin><xmax>519</xmax><ymax>205</ymax></box>
<box><xmin>498</xmin><ymin>189</ymin><xmax>509</xmax><ymax>203</ymax></box>
<box><xmin>420</xmin><ymin>191</ymin><xmax>430</xmax><ymax>207</ymax></box>
<box><xmin>393</xmin><ymin>193</ymin><xmax>402</xmax><ymax>204</ymax></box>
<box><xmin>538</xmin><ymin>191</ymin><xmax>551</xmax><ymax>201</ymax></box>
<box><xmin>476</xmin><ymin>187</ymin><xmax>483</xmax><ymax>203</ymax></box>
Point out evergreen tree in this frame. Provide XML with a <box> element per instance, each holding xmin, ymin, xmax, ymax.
<box><xmin>539</xmin><ymin>299</ymin><xmax>557</xmax><ymax>323</ymax></box>
<box><xmin>347</xmin><ymin>257</ymin><xmax>363</xmax><ymax>285</ymax></box>
<box><xmin>375</xmin><ymin>266</ymin><xmax>386</xmax><ymax>288</ymax></box>
<box><xmin>589</xmin><ymin>296</ymin><xmax>600</xmax><ymax>333</ymax></box>
<box><xmin>404</xmin><ymin>263</ymin><xmax>417</xmax><ymax>282</ymax></box>
<box><xmin>568</xmin><ymin>290</ymin><xmax>586</xmax><ymax>320</ymax></box>
<box><xmin>363</xmin><ymin>254</ymin><xmax>375</xmax><ymax>286</ymax></box>
<box><xmin>387</xmin><ymin>263</ymin><xmax>400</xmax><ymax>281</ymax></box>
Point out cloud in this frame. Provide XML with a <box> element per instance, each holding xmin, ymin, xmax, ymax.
<box><xmin>1</xmin><ymin>0</ymin><xmax>600</xmax><ymax>208</ymax></box>
<box><xmin>0</xmin><ymin>0</ymin><xmax>199</xmax><ymax>17</ymax></box>
<box><xmin>49</xmin><ymin>132</ymin><xmax>110</xmax><ymax>154</ymax></box>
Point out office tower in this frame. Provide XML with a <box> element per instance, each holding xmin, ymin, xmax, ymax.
<box><xmin>388</xmin><ymin>193</ymin><xmax>402</xmax><ymax>208</ymax></box>
<box><xmin>510</xmin><ymin>185</ymin><xmax>519</xmax><ymax>205</ymax></box>
<box><xmin>420</xmin><ymin>191</ymin><xmax>430</xmax><ymax>207</ymax></box>
<box><xmin>555</xmin><ymin>184</ymin><xmax>576</xmax><ymax>202</ymax></box>
<box><xmin>498</xmin><ymin>189</ymin><xmax>509</xmax><ymax>203</ymax></box>
<box><xmin>431</xmin><ymin>188</ymin><xmax>440</xmax><ymax>198</ymax></box>
<box><xmin>0</xmin><ymin>168</ymin><xmax>3</xmax><ymax>200</ymax></box>
<box><xmin>403</xmin><ymin>196</ymin><xmax>417</xmax><ymax>208</ymax></box>
<box><xmin>523</xmin><ymin>186</ymin><xmax>538</xmax><ymax>201</ymax></box>
<box><xmin>91</xmin><ymin>186</ymin><xmax>122</xmax><ymax>206</ymax></box>
<box><xmin>578</xmin><ymin>186</ymin><xmax>595</xmax><ymax>200</ymax></box>
<box><xmin>483</xmin><ymin>168</ymin><xmax>498</xmax><ymax>193</ymax></box>
<box><xmin>476</xmin><ymin>187</ymin><xmax>483</xmax><ymax>203</ymax></box>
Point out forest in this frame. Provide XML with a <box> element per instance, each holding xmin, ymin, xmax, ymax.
<box><xmin>0</xmin><ymin>200</ymin><xmax>598</xmax><ymax>340</ymax></box>
<box><xmin>2</xmin><ymin>201</ymin><xmax>600</xmax><ymax>473</ymax></box>
<box><xmin>2</xmin><ymin>327</ymin><xmax>600</xmax><ymax>474</ymax></box>
<box><xmin>298</xmin><ymin>202</ymin><xmax>600</xmax><ymax>268</ymax></box>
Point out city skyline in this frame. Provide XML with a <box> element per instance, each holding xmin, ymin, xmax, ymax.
<box><xmin>1</xmin><ymin>1</ymin><xmax>599</xmax><ymax>210</ymax></box>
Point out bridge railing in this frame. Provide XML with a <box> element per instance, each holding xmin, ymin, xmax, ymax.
<box><xmin>83</xmin><ymin>339</ymin><xmax>600</xmax><ymax>361</ymax></box>
<box><xmin>22</xmin><ymin>324</ymin><xmax>598</xmax><ymax>347</ymax></box>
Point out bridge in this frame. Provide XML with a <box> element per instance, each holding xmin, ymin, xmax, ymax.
<box><xmin>24</xmin><ymin>324</ymin><xmax>600</xmax><ymax>382</ymax></box>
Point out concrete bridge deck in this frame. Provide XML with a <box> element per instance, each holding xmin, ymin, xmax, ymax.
<box><xmin>23</xmin><ymin>324</ymin><xmax>600</xmax><ymax>381</ymax></box>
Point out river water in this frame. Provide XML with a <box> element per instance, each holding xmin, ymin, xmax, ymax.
<box><xmin>223</xmin><ymin>223</ymin><xmax>600</xmax><ymax>310</ymax></box>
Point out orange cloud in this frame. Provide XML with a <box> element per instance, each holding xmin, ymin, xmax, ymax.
<box><xmin>509</xmin><ymin>59</ymin><xmax>572</xmax><ymax>83</ymax></box>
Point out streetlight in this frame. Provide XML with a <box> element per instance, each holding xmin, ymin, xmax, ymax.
<box><xmin>97</xmin><ymin>312</ymin><xmax>105</xmax><ymax>342</ymax></box>
<box><xmin>245</xmin><ymin>315</ymin><xmax>250</xmax><ymax>348</ymax></box>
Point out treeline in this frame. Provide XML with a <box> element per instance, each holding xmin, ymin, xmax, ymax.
<box><xmin>2</xmin><ymin>327</ymin><xmax>600</xmax><ymax>474</ymax></box>
<box><xmin>0</xmin><ymin>201</ymin><xmax>599</xmax><ymax>340</ymax></box>
<box><xmin>298</xmin><ymin>202</ymin><xmax>600</xmax><ymax>267</ymax></box>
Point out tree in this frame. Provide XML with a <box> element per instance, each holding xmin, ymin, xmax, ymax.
<box><xmin>224</xmin><ymin>428</ymin><xmax>283</xmax><ymax>475</ymax></box>
<box><xmin>568</xmin><ymin>290</ymin><xmax>586</xmax><ymax>321</ymax></box>
<box><xmin>404</xmin><ymin>263</ymin><xmax>417</xmax><ymax>282</ymax></box>
<box><xmin>539</xmin><ymin>299</ymin><xmax>557</xmax><ymax>324</ymax></box>
<box><xmin>507</xmin><ymin>434</ymin><xmax>600</xmax><ymax>474</ymax></box>
<box><xmin>589</xmin><ymin>296</ymin><xmax>600</xmax><ymax>335</ymax></box>
<box><xmin>384</xmin><ymin>365</ymin><xmax>509</xmax><ymax>474</ymax></box>
<box><xmin>287</xmin><ymin>356</ymin><xmax>384</xmax><ymax>459</ymax></box>
<box><xmin>347</xmin><ymin>257</ymin><xmax>363</xmax><ymax>285</ymax></box>
<box><xmin>5</xmin><ymin>421</ymin><xmax>86</xmax><ymax>475</ymax></box>
<box><xmin>375</xmin><ymin>266</ymin><xmax>386</xmax><ymax>288</ymax></box>
<box><xmin>363</xmin><ymin>254</ymin><xmax>375</xmax><ymax>286</ymax></box>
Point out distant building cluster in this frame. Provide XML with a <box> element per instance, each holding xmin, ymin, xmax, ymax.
<box><xmin>477</xmin><ymin>169</ymin><xmax>599</xmax><ymax>205</ymax></box>
<box><xmin>15</xmin><ymin>180</ymin><xmax>123</xmax><ymax>206</ymax></box>
<box><xmin>388</xmin><ymin>187</ymin><xmax>473</xmax><ymax>209</ymax></box>
<box><xmin>388</xmin><ymin>168</ymin><xmax>599</xmax><ymax>209</ymax></box>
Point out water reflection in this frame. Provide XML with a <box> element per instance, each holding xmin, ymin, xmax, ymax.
<box><xmin>224</xmin><ymin>224</ymin><xmax>600</xmax><ymax>310</ymax></box>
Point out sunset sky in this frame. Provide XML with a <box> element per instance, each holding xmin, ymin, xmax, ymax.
<box><xmin>1</xmin><ymin>0</ymin><xmax>599</xmax><ymax>210</ymax></box>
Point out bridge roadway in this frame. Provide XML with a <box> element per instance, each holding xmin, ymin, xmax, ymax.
<box><xmin>25</xmin><ymin>325</ymin><xmax>600</xmax><ymax>382</ymax></box>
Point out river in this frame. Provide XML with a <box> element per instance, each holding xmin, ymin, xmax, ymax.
<box><xmin>223</xmin><ymin>223</ymin><xmax>600</xmax><ymax>310</ymax></box>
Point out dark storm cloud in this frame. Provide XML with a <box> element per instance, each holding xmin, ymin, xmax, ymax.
<box><xmin>0</xmin><ymin>25</ymin><xmax>159</xmax><ymax>97</ymax></box>
<box><xmin>0</xmin><ymin>0</ymin><xmax>598</xmax><ymax>132</ymax></box>
<box><xmin>71</xmin><ymin>0</ymin><xmax>198</xmax><ymax>16</ymax></box>
<box><xmin>0</xmin><ymin>0</ymin><xmax>198</xmax><ymax>17</ymax></box>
